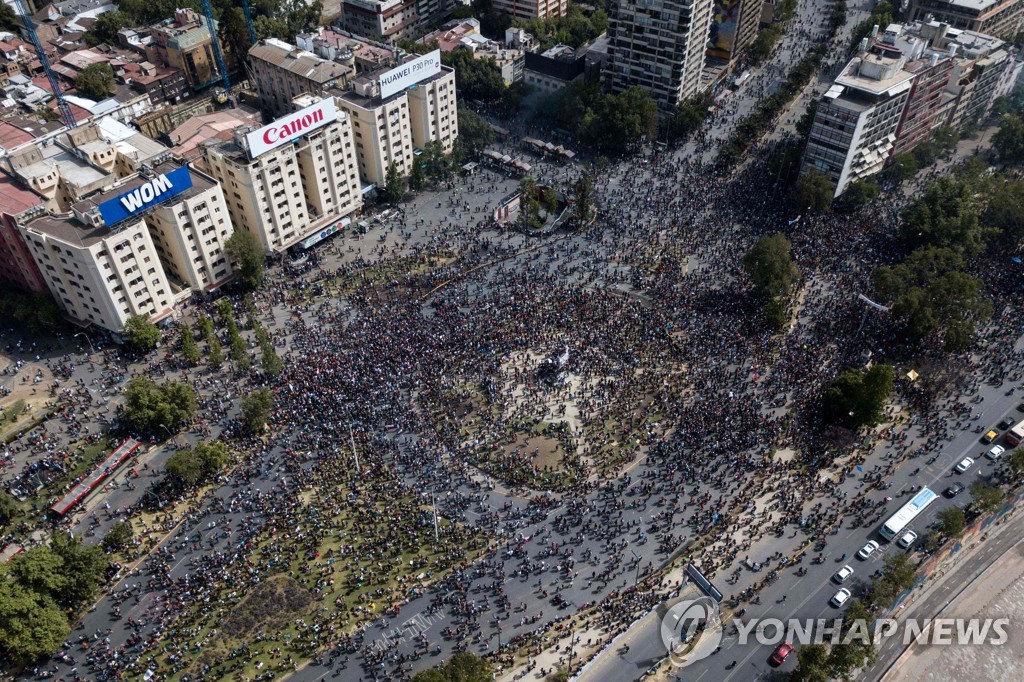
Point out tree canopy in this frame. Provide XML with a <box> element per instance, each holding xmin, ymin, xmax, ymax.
<box><xmin>121</xmin><ymin>377</ymin><xmax>198</xmax><ymax>435</ymax></box>
<box><xmin>381</xmin><ymin>161</ymin><xmax>406</xmax><ymax>204</ymax></box>
<box><xmin>241</xmin><ymin>388</ymin><xmax>275</xmax><ymax>434</ymax></box>
<box><xmin>124</xmin><ymin>314</ymin><xmax>162</xmax><ymax>352</ymax></box>
<box><xmin>872</xmin><ymin>246</ymin><xmax>992</xmax><ymax>351</ymax></box>
<box><xmin>898</xmin><ymin>175</ymin><xmax>991</xmax><ymax>255</ymax></box>
<box><xmin>166</xmin><ymin>441</ymin><xmax>230</xmax><ymax>487</ymax></box>
<box><xmin>992</xmin><ymin>114</ymin><xmax>1024</xmax><ymax>165</ymax></box>
<box><xmin>225</xmin><ymin>229</ymin><xmax>265</xmax><ymax>290</ymax></box>
<box><xmin>454</xmin><ymin>108</ymin><xmax>494</xmax><ymax>161</ymax></box>
<box><xmin>792</xmin><ymin>170</ymin><xmax>835</xmax><ymax>213</ymax></box>
<box><xmin>75</xmin><ymin>62</ymin><xmax>114</xmax><ymax>101</ymax></box>
<box><xmin>550</xmin><ymin>82</ymin><xmax>658</xmax><ymax>155</ymax></box>
<box><xmin>742</xmin><ymin>233</ymin><xmax>798</xmax><ymax>300</ymax></box>
<box><xmin>411</xmin><ymin>652</ymin><xmax>492</xmax><ymax>682</ymax></box>
<box><xmin>514</xmin><ymin>5</ymin><xmax>607</xmax><ymax>51</ymax></box>
<box><xmin>85</xmin><ymin>10</ymin><xmax>132</xmax><ymax>46</ymax></box>
<box><xmin>820</xmin><ymin>364</ymin><xmax>894</xmax><ymax>429</ymax></box>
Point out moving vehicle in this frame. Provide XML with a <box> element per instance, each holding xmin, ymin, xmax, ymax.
<box><xmin>833</xmin><ymin>565</ymin><xmax>854</xmax><ymax>583</ymax></box>
<box><xmin>955</xmin><ymin>457</ymin><xmax>975</xmax><ymax>473</ymax></box>
<box><xmin>769</xmin><ymin>642</ymin><xmax>794</xmax><ymax>666</ymax></box>
<box><xmin>897</xmin><ymin>530</ymin><xmax>918</xmax><ymax>549</ymax></box>
<box><xmin>857</xmin><ymin>540</ymin><xmax>880</xmax><ymax>560</ymax></box>
<box><xmin>831</xmin><ymin>588</ymin><xmax>852</xmax><ymax>607</ymax></box>
<box><xmin>879</xmin><ymin>487</ymin><xmax>938</xmax><ymax>541</ymax></box>
<box><xmin>945</xmin><ymin>483</ymin><xmax>965</xmax><ymax>497</ymax></box>
<box><xmin>1005</xmin><ymin>420</ymin><xmax>1024</xmax><ymax>446</ymax></box>
<box><xmin>981</xmin><ymin>430</ymin><xmax>999</xmax><ymax>444</ymax></box>
<box><xmin>986</xmin><ymin>445</ymin><xmax>1005</xmax><ymax>460</ymax></box>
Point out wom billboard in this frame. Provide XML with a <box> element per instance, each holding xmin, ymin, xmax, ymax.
<box><xmin>246</xmin><ymin>98</ymin><xmax>338</xmax><ymax>158</ymax></box>
<box><xmin>379</xmin><ymin>50</ymin><xmax>441</xmax><ymax>99</ymax></box>
<box><xmin>97</xmin><ymin>166</ymin><xmax>193</xmax><ymax>227</ymax></box>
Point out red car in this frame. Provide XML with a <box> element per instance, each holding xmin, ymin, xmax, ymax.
<box><xmin>769</xmin><ymin>642</ymin><xmax>794</xmax><ymax>666</ymax></box>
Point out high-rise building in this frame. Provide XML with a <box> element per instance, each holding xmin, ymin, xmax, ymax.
<box><xmin>146</xmin><ymin>8</ymin><xmax>221</xmax><ymax>91</ymax></box>
<box><xmin>491</xmin><ymin>0</ymin><xmax>568</xmax><ymax>20</ymax></box>
<box><xmin>0</xmin><ymin>172</ymin><xmax>49</xmax><ymax>293</ymax></box>
<box><xmin>249</xmin><ymin>39</ymin><xmax>352</xmax><ymax>118</ymax></box>
<box><xmin>203</xmin><ymin>96</ymin><xmax>363</xmax><ymax>253</ymax></box>
<box><xmin>906</xmin><ymin>0</ymin><xmax>1024</xmax><ymax>40</ymax></box>
<box><xmin>607</xmin><ymin>0</ymin><xmax>715</xmax><ymax>110</ymax></box>
<box><xmin>801</xmin><ymin>45</ymin><xmax>915</xmax><ymax>196</ymax></box>
<box><xmin>406</xmin><ymin>66</ymin><xmax>459</xmax><ymax>153</ymax></box>
<box><xmin>707</xmin><ymin>0</ymin><xmax>765</xmax><ymax>62</ymax></box>
<box><xmin>337</xmin><ymin>79</ymin><xmax>415</xmax><ymax>186</ymax></box>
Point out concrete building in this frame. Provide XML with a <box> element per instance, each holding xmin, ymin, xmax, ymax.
<box><xmin>707</xmin><ymin>0</ymin><xmax>766</xmax><ymax>62</ymax></box>
<box><xmin>491</xmin><ymin>0</ymin><xmax>568</xmax><ymax>19</ymax></box>
<box><xmin>341</xmin><ymin>0</ymin><xmax>422</xmax><ymax>41</ymax></box>
<box><xmin>524</xmin><ymin>45</ymin><xmax>587</xmax><ymax>94</ymax></box>
<box><xmin>142</xmin><ymin>165</ymin><xmax>234</xmax><ymax>292</ymax></box>
<box><xmin>295</xmin><ymin>27</ymin><xmax>394</xmax><ymax>74</ymax></box>
<box><xmin>336</xmin><ymin>78</ymin><xmax>415</xmax><ymax>185</ymax></box>
<box><xmin>419</xmin><ymin>20</ymin><xmax>525</xmax><ymax>85</ymax></box>
<box><xmin>801</xmin><ymin>45</ymin><xmax>915</xmax><ymax>196</ymax></box>
<box><xmin>146</xmin><ymin>8</ymin><xmax>220</xmax><ymax>90</ymax></box>
<box><xmin>406</xmin><ymin>65</ymin><xmax>459</xmax><ymax>152</ymax></box>
<box><xmin>0</xmin><ymin>172</ymin><xmax>49</xmax><ymax>293</ymax></box>
<box><xmin>607</xmin><ymin>0</ymin><xmax>715</xmax><ymax>110</ymax></box>
<box><xmin>249</xmin><ymin>39</ymin><xmax>352</xmax><ymax>117</ymax></box>
<box><xmin>907</xmin><ymin>0</ymin><xmax>1024</xmax><ymax>40</ymax></box>
<box><xmin>203</xmin><ymin>96</ymin><xmax>363</xmax><ymax>253</ymax></box>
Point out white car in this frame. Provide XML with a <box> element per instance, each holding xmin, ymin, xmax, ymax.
<box><xmin>831</xmin><ymin>588</ymin><xmax>852</xmax><ymax>607</ymax></box>
<box><xmin>857</xmin><ymin>540</ymin><xmax>880</xmax><ymax>560</ymax></box>
<box><xmin>986</xmin><ymin>445</ymin><xmax>1005</xmax><ymax>460</ymax></box>
<box><xmin>833</xmin><ymin>565</ymin><xmax>854</xmax><ymax>583</ymax></box>
<box><xmin>955</xmin><ymin>457</ymin><xmax>975</xmax><ymax>473</ymax></box>
<box><xmin>897</xmin><ymin>531</ymin><xmax>918</xmax><ymax>549</ymax></box>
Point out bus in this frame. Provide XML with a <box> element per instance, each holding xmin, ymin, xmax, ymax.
<box><xmin>879</xmin><ymin>487</ymin><xmax>938</xmax><ymax>541</ymax></box>
<box><xmin>1006</xmin><ymin>420</ymin><xmax>1024</xmax><ymax>446</ymax></box>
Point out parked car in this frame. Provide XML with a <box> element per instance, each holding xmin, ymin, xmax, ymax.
<box><xmin>998</xmin><ymin>417</ymin><xmax>1015</xmax><ymax>430</ymax></box>
<box><xmin>769</xmin><ymin>642</ymin><xmax>794</xmax><ymax>666</ymax></box>
<box><xmin>955</xmin><ymin>457</ymin><xmax>975</xmax><ymax>473</ymax></box>
<box><xmin>981</xmin><ymin>430</ymin><xmax>999</xmax><ymax>444</ymax></box>
<box><xmin>857</xmin><ymin>540</ymin><xmax>880</xmax><ymax>560</ymax></box>
<box><xmin>986</xmin><ymin>445</ymin><xmax>1005</xmax><ymax>460</ymax></box>
<box><xmin>833</xmin><ymin>565</ymin><xmax>854</xmax><ymax>583</ymax></box>
<box><xmin>945</xmin><ymin>483</ymin><xmax>965</xmax><ymax>497</ymax></box>
<box><xmin>831</xmin><ymin>588</ymin><xmax>852</xmax><ymax>607</ymax></box>
<box><xmin>897</xmin><ymin>531</ymin><xmax>918</xmax><ymax>549</ymax></box>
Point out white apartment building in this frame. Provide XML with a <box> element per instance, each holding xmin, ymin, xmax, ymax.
<box><xmin>607</xmin><ymin>0</ymin><xmax>715</xmax><ymax>110</ymax></box>
<box><xmin>249</xmin><ymin>39</ymin><xmax>352</xmax><ymax>118</ymax></box>
<box><xmin>21</xmin><ymin>207</ymin><xmax>176</xmax><ymax>335</ymax></box>
<box><xmin>204</xmin><ymin>96</ymin><xmax>363</xmax><ymax>253</ymax></box>
<box><xmin>491</xmin><ymin>0</ymin><xmax>567</xmax><ymax>20</ymax></box>
<box><xmin>144</xmin><ymin>165</ymin><xmax>235</xmax><ymax>292</ymax></box>
<box><xmin>801</xmin><ymin>46</ymin><xmax>915</xmax><ymax>196</ymax></box>
<box><xmin>337</xmin><ymin>79</ymin><xmax>416</xmax><ymax>186</ymax></box>
<box><xmin>406</xmin><ymin>66</ymin><xmax>459</xmax><ymax>153</ymax></box>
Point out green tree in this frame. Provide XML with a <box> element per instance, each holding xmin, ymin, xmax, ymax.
<box><xmin>409</xmin><ymin>158</ymin><xmax>426</xmax><ymax>190</ymax></box>
<box><xmin>75</xmin><ymin>62</ymin><xmax>115</xmax><ymax>100</ymax></box>
<box><xmin>748</xmin><ymin>26</ymin><xmax>783</xmax><ymax>65</ymax></box>
<box><xmin>884</xmin><ymin>153</ymin><xmax>920</xmax><ymax>184</ymax></box>
<box><xmin>970</xmin><ymin>482</ymin><xmax>1003</xmax><ymax>514</ymax></box>
<box><xmin>983</xmin><ymin>177</ymin><xmax>1024</xmax><ymax>248</ymax></box>
<box><xmin>899</xmin><ymin>176</ymin><xmax>990</xmax><ymax>254</ymax></box>
<box><xmin>411</xmin><ymin>652</ymin><xmax>492</xmax><ymax>682</ymax></box>
<box><xmin>662</xmin><ymin>93</ymin><xmax>710</xmax><ymax>143</ymax></box>
<box><xmin>742</xmin><ymin>233</ymin><xmax>799</xmax><ymax>300</ymax></box>
<box><xmin>571</xmin><ymin>171</ymin><xmax>595</xmax><ymax>227</ymax></box>
<box><xmin>261</xmin><ymin>341</ymin><xmax>284</xmax><ymax>378</ymax></box>
<box><xmin>1009</xmin><ymin>447</ymin><xmax>1024</xmax><ymax>476</ymax></box>
<box><xmin>0</xmin><ymin>490</ymin><xmax>18</xmax><ymax>526</ymax></box>
<box><xmin>442</xmin><ymin>50</ymin><xmax>506</xmax><ymax>102</ymax></box>
<box><xmin>820</xmin><ymin>364</ymin><xmax>894</xmax><ymax>429</ymax></box>
<box><xmin>180</xmin><ymin>324</ymin><xmax>200</xmax><ymax>366</ymax></box>
<box><xmin>382</xmin><ymin>161</ymin><xmax>406</xmax><ymax>204</ymax></box>
<box><xmin>793</xmin><ymin>170</ymin><xmax>835</xmax><ymax>213</ymax></box>
<box><xmin>0</xmin><ymin>2</ymin><xmax>19</xmax><ymax>32</ymax></box>
<box><xmin>241</xmin><ymin>388</ymin><xmax>274</xmax><ymax>434</ymax></box>
<box><xmin>836</xmin><ymin>178</ymin><xmax>879</xmax><ymax>212</ymax></box>
<box><xmin>84</xmin><ymin>10</ymin><xmax>132</xmax><ymax>46</ymax></box>
<box><xmin>219</xmin><ymin>7</ymin><xmax>252</xmax><ymax>63</ymax></box>
<box><xmin>9</xmin><ymin>548</ymin><xmax>66</xmax><ymax>597</ymax></box>
<box><xmin>230</xmin><ymin>331</ymin><xmax>251</xmax><ymax>372</ymax></box>
<box><xmin>937</xmin><ymin>506</ymin><xmax>966</xmax><ymax>537</ymax></box>
<box><xmin>992</xmin><ymin>114</ymin><xmax>1024</xmax><ymax>165</ymax></box>
<box><xmin>0</xmin><ymin>577</ymin><xmax>70</xmax><ymax>661</ymax></box>
<box><xmin>225</xmin><ymin>229</ymin><xmax>265</xmax><ymax>290</ymax></box>
<box><xmin>165</xmin><ymin>441</ymin><xmax>229</xmax><ymax>487</ymax></box>
<box><xmin>872</xmin><ymin>246</ymin><xmax>992</xmax><ymax>350</ymax></box>
<box><xmin>453</xmin><ymin>108</ymin><xmax>494</xmax><ymax>161</ymax></box>
<box><xmin>207</xmin><ymin>334</ymin><xmax>225</xmax><ymax>368</ymax></box>
<box><xmin>121</xmin><ymin>377</ymin><xmax>198</xmax><ymax>435</ymax></box>
<box><xmin>124</xmin><ymin>314</ymin><xmax>161</xmax><ymax>352</ymax></box>
<box><xmin>541</xmin><ymin>187</ymin><xmax>559</xmax><ymax>214</ymax></box>
<box><xmin>791</xmin><ymin>642</ymin><xmax>830</xmax><ymax>681</ymax></box>
<box><xmin>102</xmin><ymin>521</ymin><xmax>134</xmax><ymax>552</ymax></box>
<box><xmin>518</xmin><ymin>177</ymin><xmax>542</xmax><ymax>229</ymax></box>
<box><xmin>47</xmin><ymin>531</ymin><xmax>107</xmax><ymax>608</ymax></box>
<box><xmin>795</xmin><ymin>99</ymin><xmax>819</xmax><ymax>138</ymax></box>
<box><xmin>828</xmin><ymin>600</ymin><xmax>876</xmax><ymax>679</ymax></box>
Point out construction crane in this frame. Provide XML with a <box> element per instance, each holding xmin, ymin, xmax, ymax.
<box><xmin>240</xmin><ymin>0</ymin><xmax>257</xmax><ymax>46</ymax></box>
<box><xmin>12</xmin><ymin>0</ymin><xmax>76</xmax><ymax>128</ymax></box>
<box><xmin>198</xmin><ymin>0</ymin><xmax>231</xmax><ymax>101</ymax></box>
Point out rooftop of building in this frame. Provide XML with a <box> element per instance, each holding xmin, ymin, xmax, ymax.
<box><xmin>836</xmin><ymin>51</ymin><xmax>916</xmax><ymax>96</ymax></box>
<box><xmin>26</xmin><ymin>160</ymin><xmax>215</xmax><ymax>246</ymax></box>
<box><xmin>168</xmin><ymin>106</ymin><xmax>262</xmax><ymax>161</ymax></box>
<box><xmin>419</xmin><ymin>19</ymin><xmax>482</xmax><ymax>51</ymax></box>
<box><xmin>0</xmin><ymin>170</ymin><xmax>45</xmax><ymax>216</ymax></box>
<box><xmin>0</xmin><ymin>121</ymin><xmax>35</xmax><ymax>151</ymax></box>
<box><xmin>297</xmin><ymin>26</ymin><xmax>395</xmax><ymax>65</ymax></box>
<box><xmin>249</xmin><ymin>38</ymin><xmax>351</xmax><ymax>84</ymax></box>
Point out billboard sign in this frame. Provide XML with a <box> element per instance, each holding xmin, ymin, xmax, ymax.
<box><xmin>246</xmin><ymin>98</ymin><xmax>338</xmax><ymax>158</ymax></box>
<box><xmin>379</xmin><ymin>50</ymin><xmax>441</xmax><ymax>99</ymax></box>
<box><xmin>97</xmin><ymin>166</ymin><xmax>192</xmax><ymax>227</ymax></box>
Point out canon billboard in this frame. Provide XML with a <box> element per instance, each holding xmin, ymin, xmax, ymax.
<box><xmin>246</xmin><ymin>98</ymin><xmax>338</xmax><ymax>158</ymax></box>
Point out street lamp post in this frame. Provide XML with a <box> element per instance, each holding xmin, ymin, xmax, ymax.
<box><xmin>159</xmin><ymin>424</ymin><xmax>172</xmax><ymax>440</ymax></box>
<box><xmin>74</xmin><ymin>332</ymin><xmax>95</xmax><ymax>355</ymax></box>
